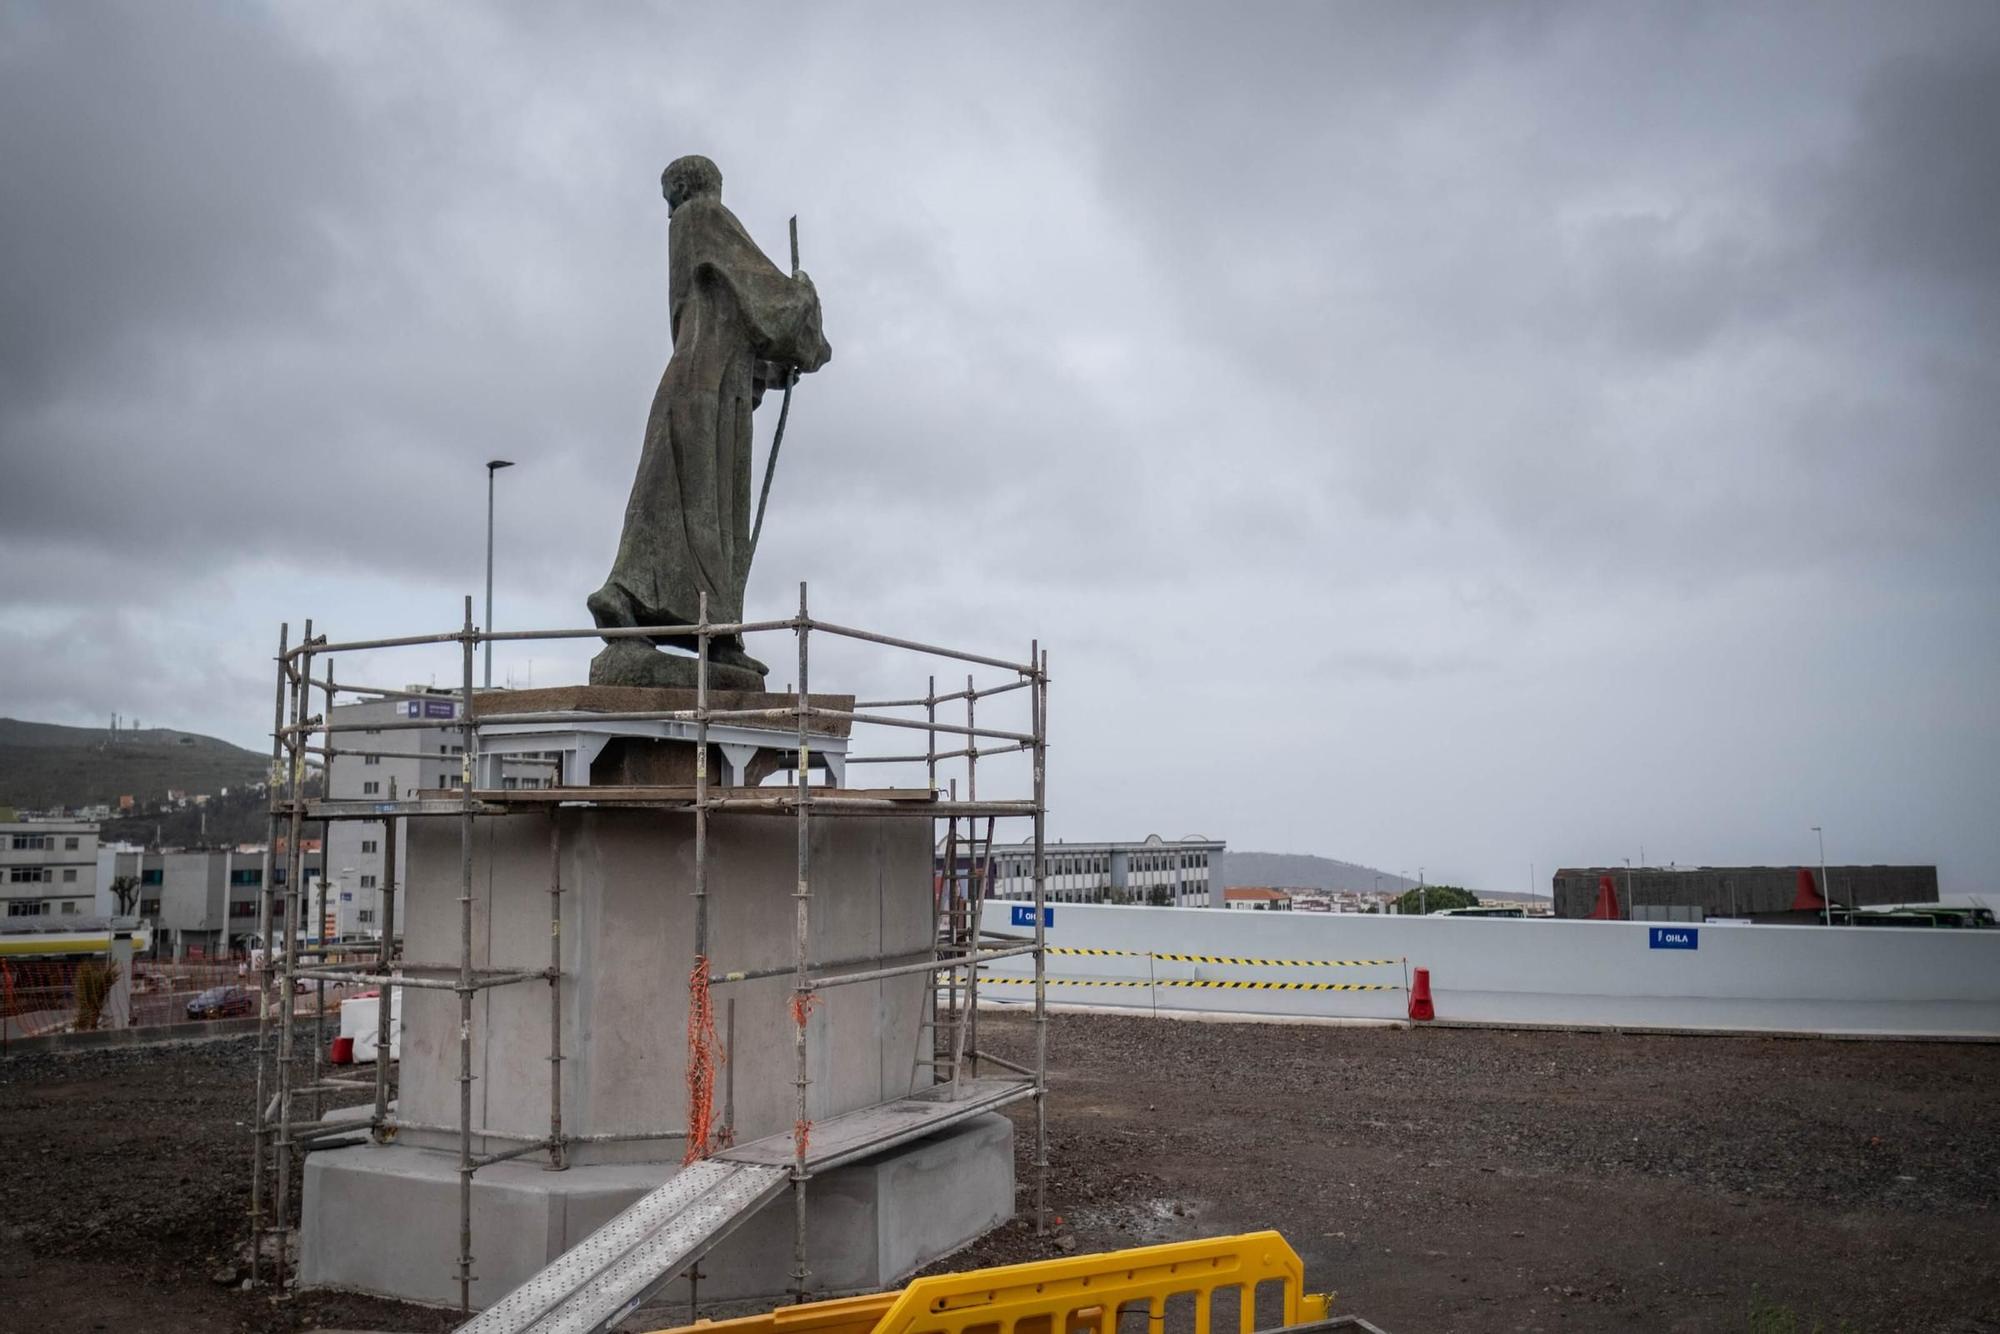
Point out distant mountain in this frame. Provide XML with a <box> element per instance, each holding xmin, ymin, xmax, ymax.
<box><xmin>0</xmin><ymin>718</ymin><xmax>270</xmax><ymax>812</ymax></box>
<box><xmin>1219</xmin><ymin>851</ymin><xmax>1417</xmax><ymax>895</ymax></box>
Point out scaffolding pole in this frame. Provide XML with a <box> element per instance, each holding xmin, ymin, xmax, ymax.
<box><xmin>1032</xmin><ymin>642</ymin><xmax>1049</xmax><ymax>1235</ymax></box>
<box><xmin>272</xmin><ymin>619</ymin><xmax>315</xmax><ymax>1290</ymax></box>
<box><xmin>456</xmin><ymin>596</ymin><xmax>477</xmax><ymax>1311</ymax></box>
<box><xmin>547</xmin><ymin>810</ymin><xmax>565</xmax><ymax>1171</ymax></box>
<box><xmin>373</xmin><ymin>779</ymin><xmax>399</xmax><ymax>1139</ymax></box>
<box><xmin>313</xmin><ymin>657</ymin><xmax>336</xmax><ymax>1124</ymax></box>
<box><xmin>248</xmin><ymin>621</ymin><xmax>288</xmax><ymax>1289</ymax></box>
<box><xmin>247</xmin><ymin>596</ymin><xmax>1050</xmax><ymax>1310</ymax></box>
<box><xmin>963</xmin><ymin>676</ymin><xmax>979</xmax><ymax>1083</ymax></box>
<box><xmin>790</xmin><ymin>583</ymin><xmax>813</xmax><ymax>1302</ymax></box>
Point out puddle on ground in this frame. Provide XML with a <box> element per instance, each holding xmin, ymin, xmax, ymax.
<box><xmin>1069</xmin><ymin>1196</ymin><xmax>1206</xmax><ymax>1243</ymax></box>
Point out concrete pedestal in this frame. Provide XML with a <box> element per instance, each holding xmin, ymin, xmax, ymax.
<box><xmin>390</xmin><ymin>807</ymin><xmax>933</xmax><ymax>1164</ymax></box>
<box><xmin>300</xmin><ymin>1113</ymin><xmax>1014</xmax><ymax>1307</ymax></box>
<box><xmin>299</xmin><ymin>797</ymin><xmax>1014</xmax><ymax>1304</ymax></box>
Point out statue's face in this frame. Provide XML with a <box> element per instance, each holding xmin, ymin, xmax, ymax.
<box><xmin>662</xmin><ymin>171</ymin><xmax>688</xmax><ymax>214</ymax></box>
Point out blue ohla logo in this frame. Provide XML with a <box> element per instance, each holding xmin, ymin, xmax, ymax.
<box><xmin>1649</xmin><ymin>927</ymin><xmax>1699</xmax><ymax>950</ymax></box>
<box><xmin>1010</xmin><ymin>905</ymin><xmax>1054</xmax><ymax>927</ymax></box>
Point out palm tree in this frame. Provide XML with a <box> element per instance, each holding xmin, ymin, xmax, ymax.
<box><xmin>108</xmin><ymin>875</ymin><xmax>142</xmax><ymax>916</ymax></box>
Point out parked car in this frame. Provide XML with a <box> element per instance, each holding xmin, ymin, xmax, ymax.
<box><xmin>186</xmin><ymin>986</ymin><xmax>257</xmax><ymax>1020</ymax></box>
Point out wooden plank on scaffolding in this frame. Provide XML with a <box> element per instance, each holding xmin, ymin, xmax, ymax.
<box><xmin>458</xmin><ymin>785</ymin><xmax>940</xmax><ymax>805</ymax></box>
<box><xmin>303</xmin><ymin>797</ymin><xmax>498</xmax><ymax>820</ymax></box>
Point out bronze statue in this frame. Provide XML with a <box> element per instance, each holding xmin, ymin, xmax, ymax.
<box><xmin>588</xmin><ymin>155</ymin><xmax>831</xmax><ymax>688</ymax></box>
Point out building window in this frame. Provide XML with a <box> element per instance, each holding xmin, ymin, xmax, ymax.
<box><xmin>359</xmin><ymin>874</ymin><xmax>377</xmax><ymax>889</ymax></box>
<box><xmin>364</xmin><ymin>754</ymin><xmax>381</xmax><ymax>766</ymax></box>
<box><xmin>6</xmin><ymin>901</ymin><xmax>47</xmax><ymax>917</ymax></box>
<box><xmin>362</xmin><ymin>781</ymin><xmax>381</xmax><ymax>795</ymax></box>
<box><xmin>10</xmin><ymin>834</ymin><xmax>48</xmax><ymax>851</ymax></box>
<box><xmin>62</xmin><ymin>868</ymin><xmax>78</xmax><ymax>883</ymax></box>
<box><xmin>140</xmin><ymin>898</ymin><xmax>160</xmax><ymax>916</ymax></box>
<box><xmin>361</xmin><ymin>840</ymin><xmax>378</xmax><ymax>854</ymax></box>
<box><xmin>60</xmin><ymin>901</ymin><xmax>80</xmax><ymax>915</ymax></box>
<box><xmin>141</xmin><ymin>868</ymin><xmax>164</xmax><ymax>886</ymax></box>
<box><xmin>358</xmin><ymin>909</ymin><xmax>375</xmax><ymax>924</ymax></box>
<box><xmin>9</xmin><ymin>867</ymin><xmax>51</xmax><ymax>883</ymax></box>
<box><xmin>64</xmin><ymin>836</ymin><xmax>79</xmax><ymax>851</ymax></box>
<box><xmin>229</xmin><ymin>868</ymin><xmax>262</xmax><ymax>886</ymax></box>
<box><xmin>229</xmin><ymin>901</ymin><xmax>259</xmax><ymax>917</ymax></box>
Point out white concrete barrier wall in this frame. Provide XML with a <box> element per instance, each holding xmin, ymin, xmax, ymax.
<box><xmin>976</xmin><ymin>902</ymin><xmax>2000</xmax><ymax>1038</ymax></box>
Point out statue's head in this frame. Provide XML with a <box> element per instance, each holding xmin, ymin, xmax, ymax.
<box><xmin>662</xmin><ymin>156</ymin><xmax>723</xmax><ymax>214</ymax></box>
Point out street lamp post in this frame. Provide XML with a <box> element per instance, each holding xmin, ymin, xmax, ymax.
<box><xmin>336</xmin><ymin>867</ymin><xmax>355</xmax><ymax>939</ymax></box>
<box><xmin>1623</xmin><ymin>857</ymin><xmax>1634</xmax><ymax>921</ymax></box>
<box><xmin>484</xmin><ymin>460</ymin><xmax>515</xmax><ymax>689</ymax></box>
<box><xmin>1419</xmin><ymin>867</ymin><xmax>1426</xmax><ymax>916</ymax></box>
<box><xmin>1812</xmin><ymin>825</ymin><xmax>1830</xmax><ymax>927</ymax></box>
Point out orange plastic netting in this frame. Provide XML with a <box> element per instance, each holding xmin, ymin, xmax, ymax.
<box><xmin>787</xmin><ymin>989</ymin><xmax>821</xmax><ymax>1159</ymax></box>
<box><xmin>682</xmin><ymin>955</ymin><xmax>726</xmax><ymax>1164</ymax></box>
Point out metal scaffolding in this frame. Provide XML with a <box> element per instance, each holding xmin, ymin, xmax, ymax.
<box><xmin>248</xmin><ymin>586</ymin><xmax>1050</xmax><ymax>1316</ymax></box>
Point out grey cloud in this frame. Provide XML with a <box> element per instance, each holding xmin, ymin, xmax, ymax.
<box><xmin>1</xmin><ymin>2</ymin><xmax>1995</xmax><ymax>894</ymax></box>
<box><xmin>1819</xmin><ymin>37</ymin><xmax>2000</xmax><ymax>303</ymax></box>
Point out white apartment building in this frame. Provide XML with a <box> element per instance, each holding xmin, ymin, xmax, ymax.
<box><xmin>1</xmin><ymin>818</ymin><xmax>101</xmax><ymax>919</ymax></box>
<box><xmin>945</xmin><ymin>834</ymin><xmax>1228</xmax><ymax>908</ymax></box>
<box><xmin>321</xmin><ymin>691</ymin><xmax>553</xmax><ymax>937</ymax></box>
<box><xmin>97</xmin><ymin>844</ymin><xmax>324</xmax><ymax>957</ymax></box>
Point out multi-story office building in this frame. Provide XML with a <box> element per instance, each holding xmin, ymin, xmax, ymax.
<box><xmin>320</xmin><ymin>691</ymin><xmax>553</xmax><ymax>937</ymax></box>
<box><xmin>943</xmin><ymin>834</ymin><xmax>1228</xmax><ymax>908</ymax></box>
<box><xmin>1</xmin><ymin>819</ymin><xmax>100</xmax><ymax>919</ymax></box>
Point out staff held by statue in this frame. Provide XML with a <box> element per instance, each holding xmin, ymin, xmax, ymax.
<box><xmin>749</xmin><ymin>214</ymin><xmax>801</xmax><ymax>568</ymax></box>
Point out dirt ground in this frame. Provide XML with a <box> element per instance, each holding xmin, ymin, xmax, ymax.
<box><xmin>1</xmin><ymin>1013</ymin><xmax>1996</xmax><ymax>1334</ymax></box>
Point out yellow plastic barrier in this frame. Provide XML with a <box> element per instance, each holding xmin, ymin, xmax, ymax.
<box><xmin>648</xmin><ymin>1232</ymin><xmax>1328</xmax><ymax>1334</ymax></box>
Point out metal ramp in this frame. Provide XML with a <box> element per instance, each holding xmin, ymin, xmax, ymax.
<box><xmin>718</xmin><ymin>1077</ymin><xmax>1032</xmax><ymax>1173</ymax></box>
<box><xmin>455</xmin><ymin>1078</ymin><xmax>1034</xmax><ymax>1334</ymax></box>
<box><xmin>454</xmin><ymin>1158</ymin><xmax>788</xmax><ymax>1334</ymax></box>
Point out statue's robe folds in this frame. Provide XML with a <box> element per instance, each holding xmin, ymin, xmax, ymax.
<box><xmin>589</xmin><ymin>196</ymin><xmax>831</xmax><ymax>643</ymax></box>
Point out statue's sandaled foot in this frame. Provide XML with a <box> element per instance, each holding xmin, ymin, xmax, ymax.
<box><xmin>589</xmin><ymin>639</ymin><xmax>765</xmax><ymax>691</ymax></box>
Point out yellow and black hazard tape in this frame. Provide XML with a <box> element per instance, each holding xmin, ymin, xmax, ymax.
<box><xmin>1043</xmin><ymin>946</ymin><xmax>1398</xmax><ymax>968</ymax></box>
<box><xmin>1152</xmin><ymin>952</ymin><xmax>1399</xmax><ymax>968</ymax></box>
<box><xmin>981</xmin><ymin>977</ymin><xmax>1396</xmax><ymax>992</ymax></box>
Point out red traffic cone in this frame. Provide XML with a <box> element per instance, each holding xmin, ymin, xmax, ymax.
<box><xmin>1408</xmin><ymin>967</ymin><xmax>1435</xmax><ymax>1022</ymax></box>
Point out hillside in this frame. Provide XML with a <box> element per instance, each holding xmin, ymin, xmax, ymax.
<box><xmin>1219</xmin><ymin>851</ymin><xmax>1417</xmax><ymax>895</ymax></box>
<box><xmin>0</xmin><ymin>718</ymin><xmax>269</xmax><ymax>811</ymax></box>
<box><xmin>99</xmin><ymin>786</ymin><xmax>282</xmax><ymax>849</ymax></box>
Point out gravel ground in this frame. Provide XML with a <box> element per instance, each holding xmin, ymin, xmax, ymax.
<box><xmin>1</xmin><ymin>1014</ymin><xmax>1997</xmax><ymax>1333</ymax></box>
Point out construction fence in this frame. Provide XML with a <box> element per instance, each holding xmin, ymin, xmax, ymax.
<box><xmin>977</xmin><ymin>899</ymin><xmax>2000</xmax><ymax>1037</ymax></box>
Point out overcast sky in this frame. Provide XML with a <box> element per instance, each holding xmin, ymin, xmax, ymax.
<box><xmin>2</xmin><ymin>3</ymin><xmax>1995</xmax><ymax>892</ymax></box>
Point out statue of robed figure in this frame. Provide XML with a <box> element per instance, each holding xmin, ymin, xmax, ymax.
<box><xmin>588</xmin><ymin>155</ymin><xmax>832</xmax><ymax>689</ymax></box>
